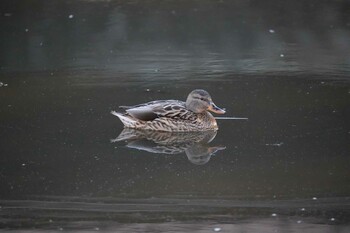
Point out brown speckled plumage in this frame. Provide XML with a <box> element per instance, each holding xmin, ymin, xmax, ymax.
<box><xmin>111</xmin><ymin>90</ymin><xmax>225</xmax><ymax>132</ymax></box>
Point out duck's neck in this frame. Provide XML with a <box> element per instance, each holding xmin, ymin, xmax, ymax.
<box><xmin>185</xmin><ymin>100</ymin><xmax>202</xmax><ymax>113</ymax></box>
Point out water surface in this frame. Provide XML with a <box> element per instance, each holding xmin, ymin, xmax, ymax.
<box><xmin>0</xmin><ymin>0</ymin><xmax>349</xmax><ymax>232</ymax></box>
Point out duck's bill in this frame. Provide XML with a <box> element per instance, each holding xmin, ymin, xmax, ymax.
<box><xmin>208</xmin><ymin>103</ymin><xmax>226</xmax><ymax>114</ymax></box>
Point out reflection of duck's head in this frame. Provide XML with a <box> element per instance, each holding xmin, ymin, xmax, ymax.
<box><xmin>186</xmin><ymin>89</ymin><xmax>226</xmax><ymax>114</ymax></box>
<box><xmin>185</xmin><ymin>144</ymin><xmax>226</xmax><ymax>165</ymax></box>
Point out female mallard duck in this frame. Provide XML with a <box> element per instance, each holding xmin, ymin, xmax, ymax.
<box><xmin>111</xmin><ymin>89</ymin><xmax>225</xmax><ymax>132</ymax></box>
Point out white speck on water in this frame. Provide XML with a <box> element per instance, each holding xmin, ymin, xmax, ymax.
<box><xmin>4</xmin><ymin>13</ymin><xmax>12</xmax><ymax>17</ymax></box>
<box><xmin>280</xmin><ymin>54</ymin><xmax>284</xmax><ymax>57</ymax></box>
<box><xmin>301</xmin><ymin>208</ymin><xmax>306</xmax><ymax>211</ymax></box>
<box><xmin>94</xmin><ymin>227</ymin><xmax>100</xmax><ymax>231</ymax></box>
<box><xmin>25</xmin><ymin>28</ymin><xmax>29</xmax><ymax>32</ymax></box>
<box><xmin>214</xmin><ymin>227</ymin><xmax>221</xmax><ymax>232</ymax></box>
<box><xmin>50</xmin><ymin>72</ymin><xmax>54</xmax><ymax>76</ymax></box>
<box><xmin>330</xmin><ymin>218</ymin><xmax>335</xmax><ymax>221</ymax></box>
<box><xmin>269</xmin><ymin>29</ymin><xmax>275</xmax><ymax>33</ymax></box>
<box><xmin>40</xmin><ymin>42</ymin><xmax>43</xmax><ymax>46</ymax></box>
<box><xmin>154</xmin><ymin>68</ymin><xmax>159</xmax><ymax>72</ymax></box>
<box><xmin>68</xmin><ymin>14</ymin><xmax>74</xmax><ymax>19</ymax></box>
<box><xmin>297</xmin><ymin>220</ymin><xmax>302</xmax><ymax>224</ymax></box>
<box><xmin>312</xmin><ymin>197</ymin><xmax>317</xmax><ymax>200</ymax></box>
<box><xmin>22</xmin><ymin>163</ymin><xmax>26</xmax><ymax>167</ymax></box>
<box><xmin>146</xmin><ymin>88</ymin><xmax>150</xmax><ymax>92</ymax></box>
<box><xmin>0</xmin><ymin>82</ymin><xmax>8</xmax><ymax>87</ymax></box>
<box><xmin>271</xmin><ymin>213</ymin><xmax>277</xmax><ymax>217</ymax></box>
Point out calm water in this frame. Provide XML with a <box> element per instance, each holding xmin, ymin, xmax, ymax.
<box><xmin>0</xmin><ymin>0</ymin><xmax>350</xmax><ymax>232</ymax></box>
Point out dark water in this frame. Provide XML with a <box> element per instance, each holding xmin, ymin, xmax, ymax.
<box><xmin>0</xmin><ymin>0</ymin><xmax>350</xmax><ymax>232</ymax></box>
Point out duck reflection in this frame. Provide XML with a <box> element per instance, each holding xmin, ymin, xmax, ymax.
<box><xmin>111</xmin><ymin>129</ymin><xmax>225</xmax><ymax>165</ymax></box>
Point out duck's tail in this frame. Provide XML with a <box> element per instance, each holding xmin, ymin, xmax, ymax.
<box><xmin>111</xmin><ymin>111</ymin><xmax>137</xmax><ymax>128</ymax></box>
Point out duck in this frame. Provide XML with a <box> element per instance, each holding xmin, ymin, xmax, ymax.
<box><xmin>111</xmin><ymin>89</ymin><xmax>226</xmax><ymax>132</ymax></box>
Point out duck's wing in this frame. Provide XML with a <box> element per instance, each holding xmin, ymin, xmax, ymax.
<box><xmin>119</xmin><ymin>100</ymin><xmax>171</xmax><ymax>109</ymax></box>
<box><xmin>124</xmin><ymin>100</ymin><xmax>186</xmax><ymax>121</ymax></box>
<box><xmin>126</xmin><ymin>105</ymin><xmax>161</xmax><ymax>121</ymax></box>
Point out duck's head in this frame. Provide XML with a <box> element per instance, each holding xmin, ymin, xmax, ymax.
<box><xmin>185</xmin><ymin>89</ymin><xmax>226</xmax><ymax>114</ymax></box>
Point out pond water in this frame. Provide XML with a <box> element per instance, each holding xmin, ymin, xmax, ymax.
<box><xmin>0</xmin><ymin>0</ymin><xmax>349</xmax><ymax>232</ymax></box>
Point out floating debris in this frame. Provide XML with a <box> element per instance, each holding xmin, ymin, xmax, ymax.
<box><xmin>271</xmin><ymin>213</ymin><xmax>277</xmax><ymax>217</ymax></box>
<box><xmin>297</xmin><ymin>220</ymin><xmax>302</xmax><ymax>224</ymax></box>
<box><xmin>25</xmin><ymin>28</ymin><xmax>29</xmax><ymax>32</ymax></box>
<box><xmin>330</xmin><ymin>218</ymin><xmax>335</xmax><ymax>221</ymax></box>
<box><xmin>280</xmin><ymin>54</ymin><xmax>285</xmax><ymax>57</ymax></box>
<box><xmin>214</xmin><ymin>227</ymin><xmax>221</xmax><ymax>232</ymax></box>
<box><xmin>0</xmin><ymin>82</ymin><xmax>8</xmax><ymax>87</ymax></box>
<box><xmin>312</xmin><ymin>197</ymin><xmax>317</xmax><ymax>200</ymax></box>
<box><xmin>68</xmin><ymin>14</ymin><xmax>74</xmax><ymax>19</ymax></box>
<box><xmin>215</xmin><ymin>117</ymin><xmax>248</xmax><ymax>120</ymax></box>
<box><xmin>265</xmin><ymin>142</ymin><xmax>284</xmax><ymax>147</ymax></box>
<box><xmin>269</xmin><ymin>29</ymin><xmax>275</xmax><ymax>33</ymax></box>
